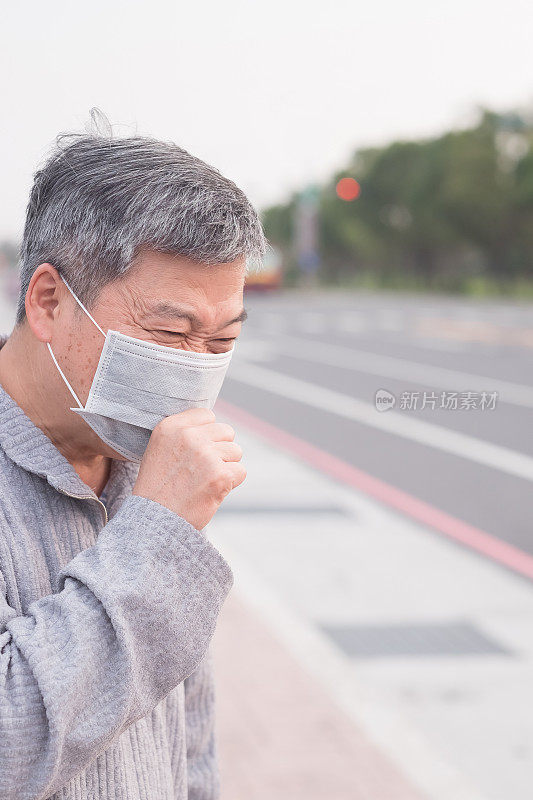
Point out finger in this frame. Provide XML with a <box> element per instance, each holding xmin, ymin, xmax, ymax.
<box><xmin>226</xmin><ymin>461</ymin><xmax>247</xmax><ymax>490</ymax></box>
<box><xmin>213</xmin><ymin>441</ymin><xmax>243</xmax><ymax>462</ymax></box>
<box><xmin>163</xmin><ymin>407</ymin><xmax>217</xmax><ymax>429</ymax></box>
<box><xmin>202</xmin><ymin>421</ymin><xmax>236</xmax><ymax>442</ymax></box>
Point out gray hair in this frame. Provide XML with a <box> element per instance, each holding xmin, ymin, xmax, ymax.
<box><xmin>16</xmin><ymin>113</ymin><xmax>267</xmax><ymax>324</ymax></box>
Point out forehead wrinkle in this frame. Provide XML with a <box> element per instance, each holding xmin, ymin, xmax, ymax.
<box><xmin>148</xmin><ymin>300</ymin><xmax>247</xmax><ymax>330</ymax></box>
<box><xmin>148</xmin><ymin>300</ymin><xmax>200</xmax><ymax>327</ymax></box>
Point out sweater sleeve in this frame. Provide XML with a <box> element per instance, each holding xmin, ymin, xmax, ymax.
<box><xmin>0</xmin><ymin>494</ymin><xmax>233</xmax><ymax>800</ymax></box>
<box><xmin>184</xmin><ymin>647</ymin><xmax>221</xmax><ymax>800</ymax></box>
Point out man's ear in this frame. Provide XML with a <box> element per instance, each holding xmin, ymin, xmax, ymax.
<box><xmin>25</xmin><ymin>264</ymin><xmax>65</xmax><ymax>343</ymax></box>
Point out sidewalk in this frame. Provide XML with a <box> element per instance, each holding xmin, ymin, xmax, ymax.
<box><xmin>213</xmin><ymin>591</ymin><xmax>426</xmax><ymax>800</ymax></box>
<box><xmin>208</xmin><ymin>408</ymin><xmax>533</xmax><ymax>800</ymax></box>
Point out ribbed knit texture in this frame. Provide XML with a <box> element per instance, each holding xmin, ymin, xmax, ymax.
<box><xmin>0</xmin><ymin>374</ymin><xmax>234</xmax><ymax>800</ymax></box>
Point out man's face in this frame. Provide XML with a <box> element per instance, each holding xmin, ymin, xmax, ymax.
<box><xmin>45</xmin><ymin>249</ymin><xmax>246</xmax><ymax>453</ymax></box>
<box><xmin>90</xmin><ymin>250</ymin><xmax>246</xmax><ymax>351</ymax></box>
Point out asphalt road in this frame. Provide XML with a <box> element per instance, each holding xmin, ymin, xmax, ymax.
<box><xmin>1</xmin><ymin>278</ymin><xmax>531</xmax><ymax>571</ymax></box>
<box><xmin>220</xmin><ymin>288</ymin><xmax>533</xmax><ymax>568</ymax></box>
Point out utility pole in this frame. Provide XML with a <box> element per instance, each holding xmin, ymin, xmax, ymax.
<box><xmin>294</xmin><ymin>184</ymin><xmax>320</xmax><ymax>288</ymax></box>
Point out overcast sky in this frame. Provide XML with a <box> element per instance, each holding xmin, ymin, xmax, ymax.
<box><xmin>1</xmin><ymin>0</ymin><xmax>532</xmax><ymax>240</ymax></box>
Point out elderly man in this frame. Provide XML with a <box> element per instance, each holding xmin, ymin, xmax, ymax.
<box><xmin>0</xmin><ymin>126</ymin><xmax>266</xmax><ymax>800</ymax></box>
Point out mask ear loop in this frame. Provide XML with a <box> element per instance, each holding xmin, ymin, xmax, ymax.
<box><xmin>46</xmin><ymin>274</ymin><xmax>107</xmax><ymax>408</ymax></box>
<box><xmin>47</xmin><ymin>343</ymin><xmax>83</xmax><ymax>408</ymax></box>
<box><xmin>60</xmin><ymin>275</ymin><xmax>106</xmax><ymax>337</ymax></box>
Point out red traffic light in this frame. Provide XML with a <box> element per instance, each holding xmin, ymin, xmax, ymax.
<box><xmin>336</xmin><ymin>177</ymin><xmax>361</xmax><ymax>201</ymax></box>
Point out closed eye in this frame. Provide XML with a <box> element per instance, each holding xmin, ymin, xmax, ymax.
<box><xmin>146</xmin><ymin>329</ymin><xmax>185</xmax><ymax>338</ymax></box>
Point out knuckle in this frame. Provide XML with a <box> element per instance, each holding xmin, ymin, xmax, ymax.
<box><xmin>152</xmin><ymin>416</ymin><xmax>168</xmax><ymax>434</ymax></box>
<box><xmin>180</xmin><ymin>425</ymin><xmax>196</xmax><ymax>443</ymax></box>
<box><xmin>221</xmin><ymin>423</ymin><xmax>235</xmax><ymax>440</ymax></box>
<box><xmin>150</xmin><ymin>418</ymin><xmax>170</xmax><ymax>442</ymax></box>
<box><xmin>182</xmin><ymin>427</ymin><xmax>204</xmax><ymax>453</ymax></box>
<box><xmin>209</xmin><ymin>469</ymin><xmax>231</xmax><ymax>498</ymax></box>
<box><xmin>197</xmin><ymin>408</ymin><xmax>216</xmax><ymax>424</ymax></box>
<box><xmin>155</xmin><ymin>415</ymin><xmax>179</xmax><ymax>435</ymax></box>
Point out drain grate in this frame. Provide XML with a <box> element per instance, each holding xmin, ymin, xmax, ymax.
<box><xmin>321</xmin><ymin>621</ymin><xmax>512</xmax><ymax>658</ymax></box>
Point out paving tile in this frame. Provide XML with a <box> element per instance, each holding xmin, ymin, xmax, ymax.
<box><xmin>213</xmin><ymin>592</ymin><xmax>427</xmax><ymax>800</ymax></box>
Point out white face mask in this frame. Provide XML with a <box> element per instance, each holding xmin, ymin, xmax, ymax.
<box><xmin>47</xmin><ymin>276</ymin><xmax>234</xmax><ymax>462</ymax></box>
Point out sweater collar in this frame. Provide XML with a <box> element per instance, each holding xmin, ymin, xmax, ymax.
<box><xmin>0</xmin><ymin>360</ymin><xmax>138</xmax><ymax>505</ymax></box>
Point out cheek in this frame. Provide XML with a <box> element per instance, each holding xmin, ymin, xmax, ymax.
<box><xmin>65</xmin><ymin>327</ymin><xmax>103</xmax><ymax>395</ymax></box>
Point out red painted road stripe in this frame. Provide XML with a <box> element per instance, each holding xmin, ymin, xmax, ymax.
<box><xmin>216</xmin><ymin>398</ymin><xmax>533</xmax><ymax>582</ymax></box>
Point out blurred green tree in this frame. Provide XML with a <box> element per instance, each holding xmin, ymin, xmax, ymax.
<box><xmin>262</xmin><ymin>106</ymin><xmax>533</xmax><ymax>292</ymax></box>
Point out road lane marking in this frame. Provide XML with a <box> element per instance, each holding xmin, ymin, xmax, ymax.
<box><xmin>250</xmin><ymin>335</ymin><xmax>533</xmax><ymax>408</ymax></box>
<box><xmin>228</xmin><ymin>361</ymin><xmax>533</xmax><ymax>482</ymax></box>
<box><xmin>297</xmin><ymin>312</ymin><xmax>327</xmax><ymax>334</ymax></box>
<box><xmin>416</xmin><ymin>317</ymin><xmax>533</xmax><ymax>347</ymax></box>
<box><xmin>377</xmin><ymin>310</ymin><xmax>404</xmax><ymax>331</ymax></box>
<box><xmin>337</xmin><ymin>313</ymin><xmax>366</xmax><ymax>334</ymax></box>
<box><xmin>407</xmin><ymin>338</ymin><xmax>467</xmax><ymax>352</ymax></box>
<box><xmin>216</xmin><ymin>398</ymin><xmax>533</xmax><ymax>582</ymax></box>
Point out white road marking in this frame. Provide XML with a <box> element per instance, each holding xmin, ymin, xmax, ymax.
<box><xmin>233</xmin><ymin>340</ymin><xmax>277</xmax><ymax>362</ymax></box>
<box><xmin>336</xmin><ymin>313</ymin><xmax>366</xmax><ymax>334</ymax></box>
<box><xmin>256</xmin><ymin>335</ymin><xmax>533</xmax><ymax>409</ymax></box>
<box><xmin>228</xmin><ymin>361</ymin><xmax>533</xmax><ymax>483</ymax></box>
<box><xmin>297</xmin><ymin>312</ymin><xmax>327</xmax><ymax>334</ymax></box>
<box><xmin>409</xmin><ymin>338</ymin><xmax>468</xmax><ymax>352</ymax></box>
<box><xmin>378</xmin><ymin>310</ymin><xmax>404</xmax><ymax>331</ymax></box>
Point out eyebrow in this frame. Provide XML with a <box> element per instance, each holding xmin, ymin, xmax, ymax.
<box><xmin>148</xmin><ymin>302</ymin><xmax>248</xmax><ymax>330</ymax></box>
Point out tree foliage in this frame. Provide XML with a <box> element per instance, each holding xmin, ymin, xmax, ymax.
<box><xmin>261</xmin><ymin>107</ymin><xmax>533</xmax><ymax>290</ymax></box>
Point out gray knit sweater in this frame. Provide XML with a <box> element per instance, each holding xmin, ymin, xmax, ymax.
<box><xmin>0</xmin><ymin>370</ymin><xmax>234</xmax><ymax>799</ymax></box>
